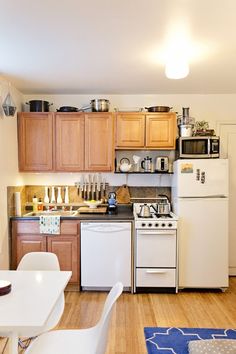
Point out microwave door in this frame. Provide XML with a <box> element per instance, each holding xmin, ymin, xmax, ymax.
<box><xmin>181</xmin><ymin>138</ymin><xmax>210</xmax><ymax>158</ymax></box>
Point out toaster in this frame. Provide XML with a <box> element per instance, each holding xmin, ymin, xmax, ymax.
<box><xmin>155</xmin><ymin>157</ymin><xmax>169</xmax><ymax>172</ymax></box>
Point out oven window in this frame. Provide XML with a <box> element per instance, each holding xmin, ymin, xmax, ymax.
<box><xmin>182</xmin><ymin>139</ymin><xmax>208</xmax><ymax>154</ymax></box>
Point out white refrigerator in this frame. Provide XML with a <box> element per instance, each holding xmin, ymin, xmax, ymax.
<box><xmin>172</xmin><ymin>159</ymin><xmax>229</xmax><ymax>289</ymax></box>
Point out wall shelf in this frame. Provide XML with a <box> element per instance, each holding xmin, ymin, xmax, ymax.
<box><xmin>114</xmin><ymin>171</ymin><xmax>173</xmax><ymax>174</ymax></box>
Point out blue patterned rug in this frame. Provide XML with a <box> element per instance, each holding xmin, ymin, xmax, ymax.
<box><xmin>144</xmin><ymin>327</ymin><xmax>236</xmax><ymax>354</ymax></box>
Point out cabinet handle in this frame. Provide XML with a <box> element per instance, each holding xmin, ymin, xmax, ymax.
<box><xmin>146</xmin><ymin>270</ymin><xmax>167</xmax><ymax>274</ymax></box>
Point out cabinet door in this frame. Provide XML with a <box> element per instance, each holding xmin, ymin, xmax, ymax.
<box><xmin>18</xmin><ymin>113</ymin><xmax>54</xmax><ymax>171</ymax></box>
<box><xmin>146</xmin><ymin>113</ymin><xmax>177</xmax><ymax>149</ymax></box>
<box><xmin>16</xmin><ymin>235</ymin><xmax>47</xmax><ymax>268</ymax></box>
<box><xmin>47</xmin><ymin>236</ymin><xmax>79</xmax><ymax>283</ymax></box>
<box><xmin>84</xmin><ymin>113</ymin><xmax>114</xmax><ymax>171</ymax></box>
<box><xmin>55</xmin><ymin>113</ymin><xmax>85</xmax><ymax>171</ymax></box>
<box><xmin>115</xmin><ymin>113</ymin><xmax>145</xmax><ymax>148</ymax></box>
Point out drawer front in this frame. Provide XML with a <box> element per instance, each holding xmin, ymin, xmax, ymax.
<box><xmin>136</xmin><ymin>268</ymin><xmax>176</xmax><ymax>287</ymax></box>
<box><xmin>136</xmin><ymin>230</ymin><xmax>176</xmax><ymax>267</ymax></box>
<box><xmin>15</xmin><ymin>220</ymin><xmax>79</xmax><ymax>235</ymax></box>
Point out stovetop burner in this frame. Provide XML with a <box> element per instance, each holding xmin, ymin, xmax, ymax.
<box><xmin>133</xmin><ymin>203</ymin><xmax>178</xmax><ymax>229</ymax></box>
<box><xmin>155</xmin><ymin>214</ymin><xmax>172</xmax><ymax>219</ymax></box>
<box><xmin>137</xmin><ymin>214</ymin><xmax>153</xmax><ymax>218</ymax></box>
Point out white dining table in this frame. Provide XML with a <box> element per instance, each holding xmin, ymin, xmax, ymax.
<box><xmin>0</xmin><ymin>270</ymin><xmax>71</xmax><ymax>354</ymax></box>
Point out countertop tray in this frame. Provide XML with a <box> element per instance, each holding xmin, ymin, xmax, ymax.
<box><xmin>78</xmin><ymin>206</ymin><xmax>107</xmax><ymax>214</ymax></box>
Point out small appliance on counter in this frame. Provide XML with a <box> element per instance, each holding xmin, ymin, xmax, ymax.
<box><xmin>177</xmin><ymin>107</ymin><xmax>195</xmax><ymax>137</ymax></box>
<box><xmin>141</xmin><ymin>156</ymin><xmax>152</xmax><ymax>172</ymax></box>
<box><xmin>107</xmin><ymin>192</ymin><xmax>118</xmax><ymax>214</ymax></box>
<box><xmin>155</xmin><ymin>157</ymin><xmax>169</xmax><ymax>172</ymax></box>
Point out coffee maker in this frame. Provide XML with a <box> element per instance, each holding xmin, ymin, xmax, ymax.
<box><xmin>107</xmin><ymin>192</ymin><xmax>117</xmax><ymax>214</ymax></box>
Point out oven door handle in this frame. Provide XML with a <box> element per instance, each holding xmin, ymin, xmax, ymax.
<box><xmin>137</xmin><ymin>230</ymin><xmax>176</xmax><ymax>236</ymax></box>
<box><xmin>145</xmin><ymin>269</ymin><xmax>167</xmax><ymax>274</ymax></box>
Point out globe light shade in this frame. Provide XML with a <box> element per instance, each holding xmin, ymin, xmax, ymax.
<box><xmin>165</xmin><ymin>58</ymin><xmax>189</xmax><ymax>79</ymax></box>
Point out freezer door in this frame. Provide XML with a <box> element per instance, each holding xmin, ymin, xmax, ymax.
<box><xmin>173</xmin><ymin>159</ymin><xmax>228</xmax><ymax>197</ymax></box>
<box><xmin>176</xmin><ymin>197</ymin><xmax>229</xmax><ymax>288</ymax></box>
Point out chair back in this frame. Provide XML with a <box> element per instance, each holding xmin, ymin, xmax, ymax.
<box><xmin>17</xmin><ymin>252</ymin><xmax>60</xmax><ymax>271</ymax></box>
<box><xmin>95</xmin><ymin>282</ymin><xmax>123</xmax><ymax>354</ymax></box>
<box><xmin>17</xmin><ymin>252</ymin><xmax>64</xmax><ymax>336</ymax></box>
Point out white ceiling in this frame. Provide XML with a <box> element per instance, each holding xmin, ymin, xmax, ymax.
<box><xmin>1</xmin><ymin>0</ymin><xmax>236</xmax><ymax>95</ymax></box>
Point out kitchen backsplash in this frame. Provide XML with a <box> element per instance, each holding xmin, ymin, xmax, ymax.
<box><xmin>7</xmin><ymin>185</ymin><xmax>171</xmax><ymax>216</ymax></box>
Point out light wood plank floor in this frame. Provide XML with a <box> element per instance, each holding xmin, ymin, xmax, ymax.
<box><xmin>1</xmin><ymin>277</ymin><xmax>236</xmax><ymax>353</ymax></box>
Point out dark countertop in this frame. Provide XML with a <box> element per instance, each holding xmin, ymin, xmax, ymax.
<box><xmin>11</xmin><ymin>205</ymin><xmax>134</xmax><ymax>221</ymax></box>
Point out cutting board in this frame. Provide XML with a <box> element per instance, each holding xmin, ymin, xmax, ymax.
<box><xmin>116</xmin><ymin>184</ymin><xmax>131</xmax><ymax>204</ymax></box>
<box><xmin>78</xmin><ymin>206</ymin><xmax>107</xmax><ymax>214</ymax></box>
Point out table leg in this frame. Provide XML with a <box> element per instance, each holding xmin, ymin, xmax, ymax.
<box><xmin>9</xmin><ymin>332</ymin><xmax>18</xmax><ymax>354</ymax></box>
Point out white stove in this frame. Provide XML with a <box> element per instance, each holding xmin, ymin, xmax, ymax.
<box><xmin>133</xmin><ymin>203</ymin><xmax>178</xmax><ymax>230</ymax></box>
<box><xmin>133</xmin><ymin>203</ymin><xmax>178</xmax><ymax>292</ymax></box>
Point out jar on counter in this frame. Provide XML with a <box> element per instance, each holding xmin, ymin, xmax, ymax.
<box><xmin>37</xmin><ymin>198</ymin><xmax>43</xmax><ymax>211</ymax></box>
<box><xmin>32</xmin><ymin>195</ymin><xmax>38</xmax><ymax>212</ymax></box>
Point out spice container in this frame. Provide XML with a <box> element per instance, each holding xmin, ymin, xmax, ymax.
<box><xmin>37</xmin><ymin>198</ymin><xmax>43</xmax><ymax>211</ymax></box>
<box><xmin>32</xmin><ymin>195</ymin><xmax>38</xmax><ymax>212</ymax></box>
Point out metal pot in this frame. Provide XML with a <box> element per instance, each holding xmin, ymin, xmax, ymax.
<box><xmin>145</xmin><ymin>106</ymin><xmax>172</xmax><ymax>112</ymax></box>
<box><xmin>26</xmin><ymin>100</ymin><xmax>53</xmax><ymax>112</ymax></box>
<box><xmin>157</xmin><ymin>202</ymin><xmax>171</xmax><ymax>215</ymax></box>
<box><xmin>57</xmin><ymin>106</ymin><xmax>78</xmax><ymax>112</ymax></box>
<box><xmin>91</xmin><ymin>99</ymin><xmax>110</xmax><ymax>112</ymax></box>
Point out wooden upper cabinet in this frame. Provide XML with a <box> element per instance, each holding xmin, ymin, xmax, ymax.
<box><xmin>115</xmin><ymin>113</ymin><xmax>145</xmax><ymax>148</ymax></box>
<box><xmin>18</xmin><ymin>113</ymin><xmax>54</xmax><ymax>171</ymax></box>
<box><xmin>84</xmin><ymin>113</ymin><xmax>114</xmax><ymax>171</ymax></box>
<box><xmin>146</xmin><ymin>113</ymin><xmax>177</xmax><ymax>149</ymax></box>
<box><xmin>55</xmin><ymin>113</ymin><xmax>85</xmax><ymax>171</ymax></box>
<box><xmin>115</xmin><ymin>112</ymin><xmax>176</xmax><ymax>149</ymax></box>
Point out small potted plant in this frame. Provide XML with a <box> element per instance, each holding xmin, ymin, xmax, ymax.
<box><xmin>194</xmin><ymin>120</ymin><xmax>215</xmax><ymax>136</ymax></box>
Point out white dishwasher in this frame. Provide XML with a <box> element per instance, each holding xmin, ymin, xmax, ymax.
<box><xmin>81</xmin><ymin>222</ymin><xmax>132</xmax><ymax>290</ymax></box>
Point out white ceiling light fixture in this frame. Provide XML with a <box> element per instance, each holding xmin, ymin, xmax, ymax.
<box><xmin>164</xmin><ymin>22</ymin><xmax>190</xmax><ymax>80</ymax></box>
<box><xmin>165</xmin><ymin>56</ymin><xmax>189</xmax><ymax>79</ymax></box>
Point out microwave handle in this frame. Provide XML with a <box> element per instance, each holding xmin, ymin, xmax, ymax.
<box><xmin>208</xmin><ymin>138</ymin><xmax>211</xmax><ymax>155</ymax></box>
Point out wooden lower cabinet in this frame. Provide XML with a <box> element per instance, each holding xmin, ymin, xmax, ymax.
<box><xmin>11</xmin><ymin>220</ymin><xmax>80</xmax><ymax>287</ymax></box>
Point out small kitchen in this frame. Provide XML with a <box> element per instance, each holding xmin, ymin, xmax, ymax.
<box><xmin>2</xmin><ymin>2</ymin><xmax>236</xmax><ymax>353</ymax></box>
<box><xmin>6</xmin><ymin>98</ymin><xmax>229</xmax><ymax>295</ymax></box>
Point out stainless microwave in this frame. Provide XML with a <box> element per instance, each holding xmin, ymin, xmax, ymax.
<box><xmin>178</xmin><ymin>136</ymin><xmax>220</xmax><ymax>158</ymax></box>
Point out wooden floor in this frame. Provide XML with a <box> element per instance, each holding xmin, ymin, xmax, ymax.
<box><xmin>1</xmin><ymin>277</ymin><xmax>236</xmax><ymax>353</ymax></box>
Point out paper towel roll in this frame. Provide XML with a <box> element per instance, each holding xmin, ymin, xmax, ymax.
<box><xmin>14</xmin><ymin>192</ymin><xmax>21</xmax><ymax>216</ymax></box>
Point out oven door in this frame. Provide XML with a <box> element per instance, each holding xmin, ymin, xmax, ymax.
<box><xmin>136</xmin><ymin>229</ymin><xmax>176</xmax><ymax>267</ymax></box>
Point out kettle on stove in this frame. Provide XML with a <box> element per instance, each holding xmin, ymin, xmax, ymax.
<box><xmin>151</xmin><ymin>195</ymin><xmax>171</xmax><ymax>215</ymax></box>
<box><xmin>138</xmin><ymin>204</ymin><xmax>152</xmax><ymax>218</ymax></box>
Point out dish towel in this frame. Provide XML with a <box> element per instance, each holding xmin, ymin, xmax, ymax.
<box><xmin>39</xmin><ymin>215</ymin><xmax>60</xmax><ymax>235</ymax></box>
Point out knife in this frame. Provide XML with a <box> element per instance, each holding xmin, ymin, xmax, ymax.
<box><xmin>102</xmin><ymin>178</ymin><xmax>106</xmax><ymax>198</ymax></box>
<box><xmin>84</xmin><ymin>175</ymin><xmax>87</xmax><ymax>200</ymax></box>
<box><xmin>92</xmin><ymin>174</ymin><xmax>96</xmax><ymax>200</ymax></box>
<box><xmin>88</xmin><ymin>174</ymin><xmax>92</xmax><ymax>200</ymax></box>
<box><xmin>81</xmin><ymin>175</ymin><xmax>84</xmax><ymax>199</ymax></box>
<box><xmin>97</xmin><ymin>173</ymin><xmax>101</xmax><ymax>200</ymax></box>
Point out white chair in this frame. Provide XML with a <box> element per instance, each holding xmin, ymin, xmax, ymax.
<box><xmin>17</xmin><ymin>252</ymin><xmax>65</xmax><ymax>344</ymax></box>
<box><xmin>24</xmin><ymin>282</ymin><xmax>123</xmax><ymax>354</ymax></box>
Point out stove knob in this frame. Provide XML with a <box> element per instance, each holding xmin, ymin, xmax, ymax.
<box><xmin>155</xmin><ymin>223</ymin><xmax>159</xmax><ymax>227</ymax></box>
<box><xmin>168</xmin><ymin>223</ymin><xmax>173</xmax><ymax>227</ymax></box>
<box><xmin>148</xmin><ymin>223</ymin><xmax>152</xmax><ymax>227</ymax></box>
<box><xmin>141</xmin><ymin>223</ymin><xmax>146</xmax><ymax>227</ymax></box>
<box><xmin>161</xmin><ymin>223</ymin><xmax>166</xmax><ymax>227</ymax></box>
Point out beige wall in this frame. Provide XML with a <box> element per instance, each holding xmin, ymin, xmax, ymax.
<box><xmin>0</xmin><ymin>78</ymin><xmax>24</xmax><ymax>268</ymax></box>
<box><xmin>1</xmin><ymin>91</ymin><xmax>236</xmax><ymax>269</ymax></box>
